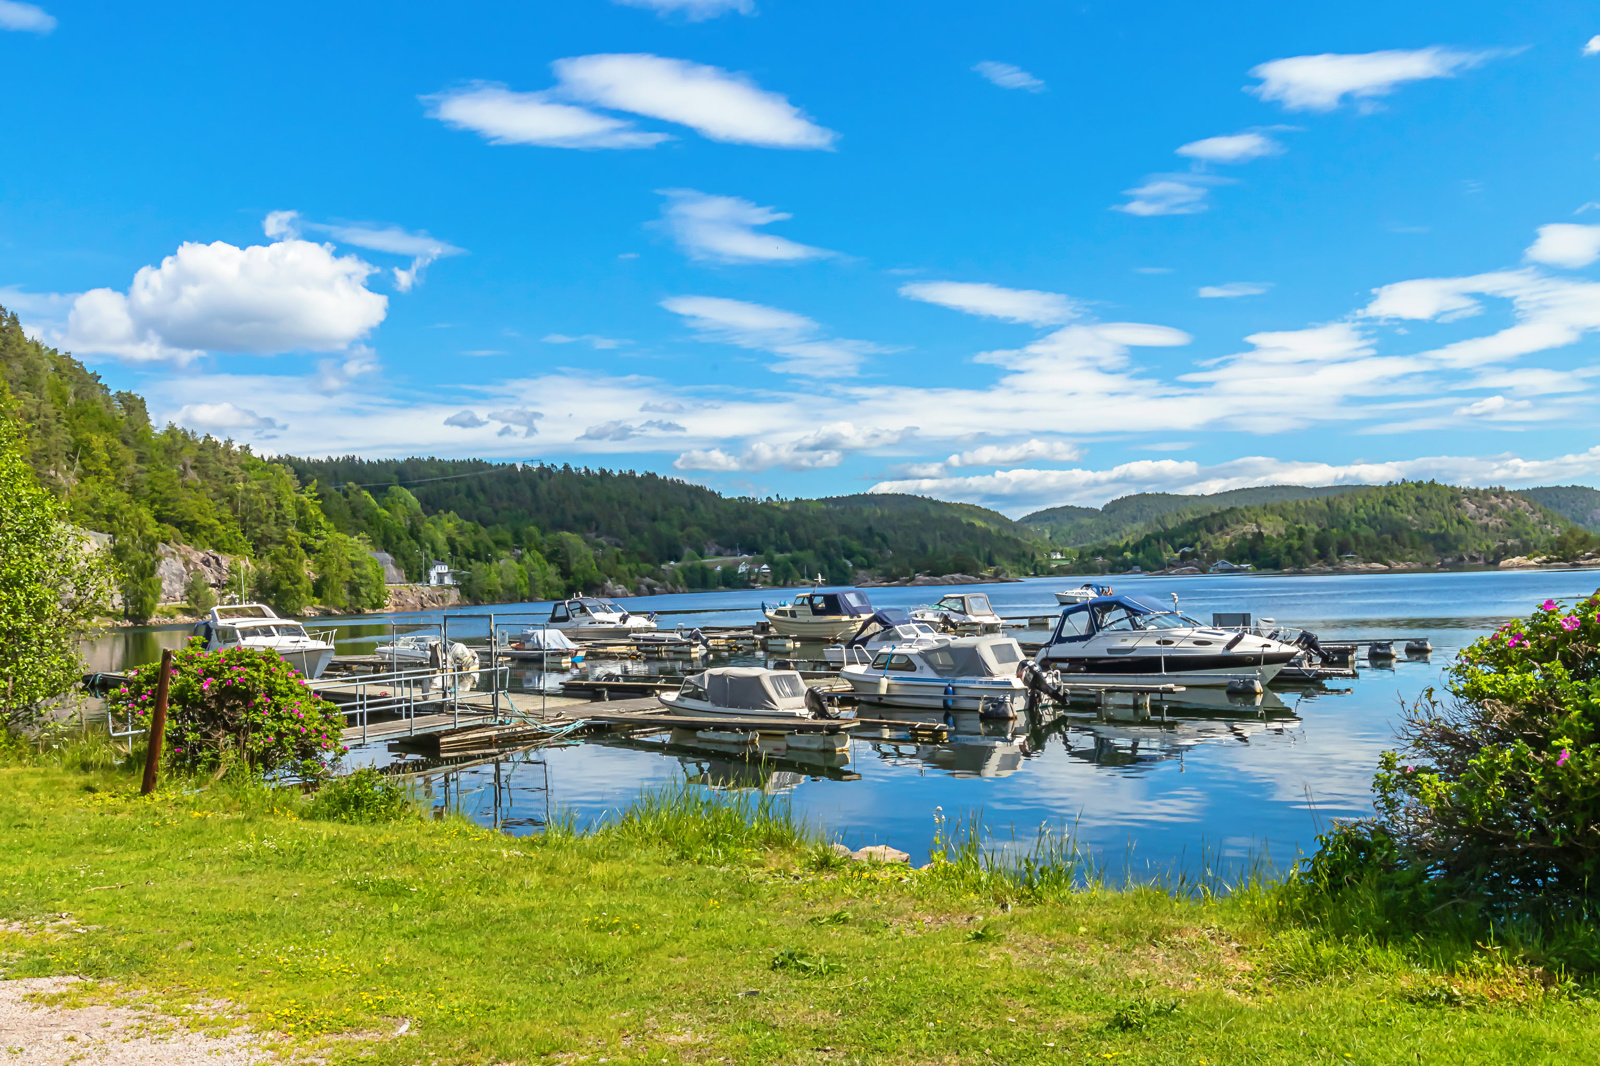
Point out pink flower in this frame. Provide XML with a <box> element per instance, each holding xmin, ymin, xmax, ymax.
<box><xmin>1507</xmin><ymin>634</ymin><xmax>1526</xmax><ymax>648</ymax></box>
<box><xmin>1542</xmin><ymin>599</ymin><xmax>1559</xmax><ymax>611</ymax></box>
<box><xmin>1558</xmin><ymin>749</ymin><xmax>1571</xmax><ymax>767</ymax></box>
<box><xmin>1561</xmin><ymin>616</ymin><xmax>1581</xmax><ymax>631</ymax></box>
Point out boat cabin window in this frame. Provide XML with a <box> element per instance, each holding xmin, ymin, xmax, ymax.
<box><xmin>872</xmin><ymin>652</ymin><xmax>916</xmax><ymax>671</ymax></box>
<box><xmin>1056</xmin><ymin>606</ymin><xmax>1092</xmax><ymax>641</ymax></box>
<box><xmin>216</xmin><ymin>626</ymin><xmax>239</xmax><ymax>644</ymax></box>
<box><xmin>988</xmin><ymin>641</ymin><xmax>1021</xmax><ymax>665</ymax></box>
<box><xmin>935</xmin><ymin>595</ymin><xmax>964</xmax><ymax>611</ymax></box>
<box><xmin>680</xmin><ymin>676</ymin><xmax>708</xmax><ymax>702</ymax></box>
<box><xmin>967</xmin><ymin>595</ymin><xmax>992</xmax><ymax>614</ymax></box>
<box><xmin>909</xmin><ymin>624</ymin><xmax>938</xmax><ymax>638</ymax></box>
<box><xmin>1136</xmin><ymin>611</ymin><xmax>1205</xmax><ymax>630</ymax></box>
<box><xmin>767</xmin><ymin>673</ymin><xmax>806</xmax><ymax>700</ymax></box>
<box><xmin>549</xmin><ymin>604</ymin><xmax>569</xmax><ymax>622</ymax></box>
<box><xmin>1095</xmin><ymin>605</ymin><xmax>1147</xmax><ymax>632</ymax></box>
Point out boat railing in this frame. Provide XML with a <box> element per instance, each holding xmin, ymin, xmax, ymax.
<box><xmin>838</xmin><ymin>646</ymin><xmax>875</xmax><ymax>667</ymax></box>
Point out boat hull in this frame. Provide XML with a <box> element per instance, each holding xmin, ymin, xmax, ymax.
<box><xmin>1054</xmin><ymin>592</ymin><xmax>1093</xmax><ymax>605</ymax></box>
<box><xmin>840</xmin><ymin>670</ymin><xmax>1025</xmax><ymax>712</ymax></box>
<box><xmin>1041</xmin><ymin>661</ymin><xmax>1287</xmax><ymax>688</ymax></box>
<box><xmin>764</xmin><ymin>613</ymin><xmax>873</xmax><ymax>640</ymax></box>
<box><xmin>656</xmin><ymin>692</ymin><xmax>814</xmax><ymax>721</ymax></box>
<box><xmin>556</xmin><ymin>622</ymin><xmax>659</xmax><ymax>642</ymax></box>
<box><xmin>278</xmin><ymin>645</ymin><xmax>335</xmax><ymax>680</ymax></box>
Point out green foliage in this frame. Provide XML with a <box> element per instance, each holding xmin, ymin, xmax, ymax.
<box><xmin>109</xmin><ymin>508</ymin><xmax>161</xmax><ymax>624</ymax></box>
<box><xmin>1082</xmin><ymin>482</ymin><xmax>1564</xmax><ymax>571</ymax></box>
<box><xmin>257</xmin><ymin>541</ymin><xmax>313</xmax><ymax>616</ymax></box>
<box><xmin>0</xmin><ymin>417</ymin><xmax>113</xmax><ymax>725</ymax></box>
<box><xmin>1023</xmin><ymin>484</ymin><xmax>1369</xmax><ymax>546</ymax></box>
<box><xmin>305</xmin><ymin>767</ymin><xmax>417</xmax><ymax>823</ymax></box>
<box><xmin>345</xmin><ymin>542</ymin><xmax>389</xmax><ymax>612</ymax></box>
<box><xmin>183</xmin><ymin>569</ymin><xmax>216</xmax><ymax>614</ymax></box>
<box><xmin>1543</xmin><ymin>524</ymin><xmax>1598</xmax><ymax>563</ymax></box>
<box><xmin>1518</xmin><ymin>485</ymin><xmax>1600</xmax><ymax>532</ymax></box>
<box><xmin>107</xmin><ymin>639</ymin><xmax>343</xmax><ymax>777</ymax></box>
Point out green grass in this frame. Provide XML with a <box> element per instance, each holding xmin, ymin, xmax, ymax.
<box><xmin>2</xmin><ymin>736</ymin><xmax>1596</xmax><ymax>1064</ymax></box>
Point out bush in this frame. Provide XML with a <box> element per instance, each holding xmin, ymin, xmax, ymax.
<box><xmin>184</xmin><ymin>569</ymin><xmax>217</xmax><ymax>615</ymax></box>
<box><xmin>108</xmin><ymin>639</ymin><xmax>344</xmax><ymax>777</ymax></box>
<box><xmin>305</xmin><ymin>767</ymin><xmax>417</xmax><ymax>823</ymax></box>
<box><xmin>1308</xmin><ymin>590</ymin><xmax>1600</xmax><ymax>925</ymax></box>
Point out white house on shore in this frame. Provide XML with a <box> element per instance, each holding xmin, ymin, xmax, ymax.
<box><xmin>427</xmin><ymin>562</ymin><xmax>459</xmax><ymax>587</ymax></box>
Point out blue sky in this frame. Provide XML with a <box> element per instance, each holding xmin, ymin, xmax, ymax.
<box><xmin>3</xmin><ymin>0</ymin><xmax>1600</xmax><ymax>516</ymax></box>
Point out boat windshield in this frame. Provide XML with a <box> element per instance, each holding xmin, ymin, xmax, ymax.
<box><xmin>1097</xmin><ymin>604</ymin><xmax>1204</xmax><ymax>632</ymax></box>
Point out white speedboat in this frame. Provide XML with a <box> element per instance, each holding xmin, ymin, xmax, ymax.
<box><xmin>1054</xmin><ymin>583</ymin><xmax>1112</xmax><ymax>605</ymax></box>
<box><xmin>546</xmin><ymin>598</ymin><xmax>658</xmax><ymax>641</ymax></box>
<box><xmin>911</xmin><ymin>592</ymin><xmax>1004</xmax><ymax>633</ymax></box>
<box><xmin>511</xmin><ymin>627</ymin><xmax>585</xmax><ymax>661</ymax></box>
<box><xmin>373</xmin><ymin>632</ymin><xmax>438</xmax><ymax>663</ymax></box>
<box><xmin>840</xmin><ymin>635</ymin><xmax>1027</xmax><ymax>712</ymax></box>
<box><xmin>658</xmin><ymin>667</ymin><xmax>818</xmax><ymax>720</ymax></box>
<box><xmin>193</xmin><ymin>603</ymin><xmax>335</xmax><ymax>679</ymax></box>
<box><xmin>825</xmin><ymin>608</ymin><xmax>944</xmax><ymax>666</ymax></box>
<box><xmin>1034</xmin><ymin>593</ymin><xmax>1304</xmax><ymax>687</ymax></box>
<box><xmin>763</xmin><ymin>588</ymin><xmax>874</xmax><ymax>641</ymax></box>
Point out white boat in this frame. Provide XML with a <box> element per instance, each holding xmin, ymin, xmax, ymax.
<box><xmin>193</xmin><ymin>603</ymin><xmax>335</xmax><ymax>679</ymax></box>
<box><xmin>658</xmin><ymin>667</ymin><xmax>818</xmax><ymax>720</ymax></box>
<box><xmin>546</xmin><ymin>597</ymin><xmax>658</xmax><ymax>641</ymax></box>
<box><xmin>373</xmin><ymin>633</ymin><xmax>438</xmax><ymax>663</ymax></box>
<box><xmin>1054</xmin><ymin>583</ymin><xmax>1112</xmax><ymax>605</ymax></box>
<box><xmin>910</xmin><ymin>592</ymin><xmax>1004</xmax><ymax>632</ymax></box>
<box><xmin>1034</xmin><ymin>593</ymin><xmax>1305</xmax><ymax>687</ymax></box>
<box><xmin>369</xmin><ymin>634</ymin><xmax>482</xmax><ymax>690</ymax></box>
<box><xmin>511</xmin><ymin>627</ymin><xmax>585</xmax><ymax>661</ymax></box>
<box><xmin>825</xmin><ymin>608</ymin><xmax>944</xmax><ymax>666</ymax></box>
<box><xmin>840</xmin><ymin>635</ymin><xmax>1028</xmax><ymax>712</ymax></box>
<box><xmin>763</xmin><ymin>588</ymin><xmax>875</xmax><ymax>641</ymax></box>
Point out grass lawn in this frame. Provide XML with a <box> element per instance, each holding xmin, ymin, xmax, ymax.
<box><xmin>2</xmin><ymin>743</ymin><xmax>1595</xmax><ymax>1064</ymax></box>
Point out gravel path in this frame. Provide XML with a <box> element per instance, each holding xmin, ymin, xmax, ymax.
<box><xmin>0</xmin><ymin>977</ymin><xmax>268</xmax><ymax>1065</ymax></box>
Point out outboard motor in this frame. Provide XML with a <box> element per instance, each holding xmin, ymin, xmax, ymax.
<box><xmin>1294</xmin><ymin>629</ymin><xmax>1327</xmax><ymax>662</ymax></box>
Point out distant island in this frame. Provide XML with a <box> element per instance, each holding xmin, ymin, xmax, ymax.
<box><xmin>3</xmin><ymin>303</ymin><xmax>1597</xmax><ymax>624</ymax></box>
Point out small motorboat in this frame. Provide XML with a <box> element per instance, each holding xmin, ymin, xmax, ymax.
<box><xmin>910</xmin><ymin>592</ymin><xmax>1004</xmax><ymax>633</ymax></box>
<box><xmin>840</xmin><ymin>635</ymin><xmax>1028</xmax><ymax>712</ymax></box>
<box><xmin>1054</xmin><ymin>583</ymin><xmax>1112</xmax><ymax>605</ymax></box>
<box><xmin>763</xmin><ymin>588</ymin><xmax>875</xmax><ymax>641</ymax></box>
<box><xmin>825</xmin><ymin>607</ymin><xmax>944</xmax><ymax>666</ymax></box>
<box><xmin>547</xmin><ymin>597</ymin><xmax>658</xmax><ymax>641</ymax></box>
<box><xmin>1034</xmin><ymin>593</ymin><xmax>1305</xmax><ymax>687</ymax></box>
<box><xmin>511</xmin><ymin>627</ymin><xmax>586</xmax><ymax>663</ymax></box>
<box><xmin>373</xmin><ymin>632</ymin><xmax>439</xmax><ymax>663</ymax></box>
<box><xmin>192</xmin><ymin>603</ymin><xmax>335</xmax><ymax>679</ymax></box>
<box><xmin>658</xmin><ymin>667</ymin><xmax>819</xmax><ymax>720</ymax></box>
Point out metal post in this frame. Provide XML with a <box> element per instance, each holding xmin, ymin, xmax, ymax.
<box><xmin>490</xmin><ymin>613</ymin><xmax>499</xmax><ymax>722</ymax></box>
<box><xmin>139</xmin><ymin>649</ymin><xmax>173</xmax><ymax>796</ymax></box>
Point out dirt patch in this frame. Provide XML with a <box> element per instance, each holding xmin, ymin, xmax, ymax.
<box><xmin>0</xmin><ymin>977</ymin><xmax>269</xmax><ymax>1065</ymax></box>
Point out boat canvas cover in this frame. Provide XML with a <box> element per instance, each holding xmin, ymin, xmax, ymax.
<box><xmin>918</xmin><ymin>637</ymin><xmax>1023</xmax><ymax>678</ymax></box>
<box><xmin>816</xmin><ymin>591</ymin><xmax>872</xmax><ymax>615</ymax></box>
<box><xmin>846</xmin><ymin>608</ymin><xmax>911</xmax><ymax>646</ymax></box>
<box><xmin>520</xmin><ymin>628</ymin><xmax>580</xmax><ymax>651</ymax></box>
<box><xmin>701</xmin><ymin>667</ymin><xmax>809</xmax><ymax>711</ymax></box>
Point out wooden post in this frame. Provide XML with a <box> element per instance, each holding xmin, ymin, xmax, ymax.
<box><xmin>139</xmin><ymin>649</ymin><xmax>173</xmax><ymax>796</ymax></box>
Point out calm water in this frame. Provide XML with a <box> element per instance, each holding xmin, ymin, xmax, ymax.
<box><xmin>88</xmin><ymin>568</ymin><xmax>1600</xmax><ymax>876</ymax></box>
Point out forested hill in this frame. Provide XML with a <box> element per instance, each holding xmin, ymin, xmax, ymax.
<box><xmin>1076</xmin><ymin>483</ymin><xmax>1569</xmax><ymax>572</ymax></box>
<box><xmin>1517</xmin><ymin>485</ymin><xmax>1600</xmax><ymax>531</ymax></box>
<box><xmin>1021</xmin><ymin>484</ymin><xmax>1370</xmax><ymax>546</ymax></box>
<box><xmin>0</xmin><ymin>304</ymin><xmax>1047</xmax><ymax>619</ymax></box>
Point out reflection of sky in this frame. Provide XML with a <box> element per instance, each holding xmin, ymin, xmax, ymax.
<box><xmin>87</xmin><ymin>568</ymin><xmax>1600</xmax><ymax>879</ymax></box>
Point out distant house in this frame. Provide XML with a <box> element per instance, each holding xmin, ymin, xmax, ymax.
<box><xmin>427</xmin><ymin>562</ymin><xmax>458</xmax><ymax>587</ymax></box>
<box><xmin>1210</xmin><ymin>559</ymin><xmax>1254</xmax><ymax>573</ymax></box>
<box><xmin>737</xmin><ymin>561</ymin><xmax>750</xmax><ymax>574</ymax></box>
<box><xmin>1048</xmin><ymin>551</ymin><xmax>1064</xmax><ymax>560</ymax></box>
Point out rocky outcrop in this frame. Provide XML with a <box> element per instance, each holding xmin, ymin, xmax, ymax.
<box><xmin>156</xmin><ymin>543</ymin><xmax>234</xmax><ymax>604</ymax></box>
<box><xmin>384</xmin><ymin>585</ymin><xmax>462</xmax><ymax>612</ymax></box>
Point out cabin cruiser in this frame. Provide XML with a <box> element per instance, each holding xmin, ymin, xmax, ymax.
<box><xmin>763</xmin><ymin>588</ymin><xmax>874</xmax><ymax>640</ymax></box>
<box><xmin>910</xmin><ymin>592</ymin><xmax>1004</xmax><ymax>633</ymax></box>
<box><xmin>840</xmin><ymin>635</ymin><xmax>1028</xmax><ymax>712</ymax></box>
<box><xmin>658</xmin><ymin>667</ymin><xmax>818</xmax><ymax>720</ymax></box>
<box><xmin>824</xmin><ymin>608</ymin><xmax>944</xmax><ymax>666</ymax></box>
<box><xmin>192</xmin><ymin>603</ymin><xmax>335</xmax><ymax>679</ymax></box>
<box><xmin>546</xmin><ymin>598</ymin><xmax>658</xmax><ymax>641</ymax></box>
<box><xmin>1055</xmin><ymin>583</ymin><xmax>1112</xmax><ymax>605</ymax></box>
<box><xmin>1034</xmin><ymin>593</ymin><xmax>1306</xmax><ymax>687</ymax></box>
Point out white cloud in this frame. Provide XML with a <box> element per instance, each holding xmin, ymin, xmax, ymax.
<box><xmin>898</xmin><ymin>281</ymin><xmax>1080</xmax><ymax>326</ymax></box>
<box><xmin>313</xmin><ymin>347</ymin><xmax>381</xmax><ymax>393</ymax></box>
<box><xmin>675</xmin><ymin>422</ymin><xmax>911</xmax><ymax>472</ymax></box>
<box><xmin>1247</xmin><ymin>47</ymin><xmax>1496</xmax><ymax>112</ymax></box>
<box><xmin>579</xmin><ymin>419</ymin><xmax>687</xmax><ymax>440</ymax></box>
<box><xmin>54</xmin><ymin>239</ymin><xmax>387</xmax><ymax>365</ymax></box>
<box><xmin>543</xmin><ymin>333</ymin><xmax>631</xmax><ymax>349</ymax></box>
<box><xmin>1453</xmin><ymin>395</ymin><xmax>1533</xmax><ymax>419</ymax></box>
<box><xmin>176</xmin><ymin>402</ymin><xmax>284</xmax><ymax>435</ymax></box>
<box><xmin>1584</xmin><ymin>35</ymin><xmax>1600</xmax><ymax>57</ymax></box>
<box><xmin>554</xmin><ymin>54</ymin><xmax>835</xmax><ymax>149</ymax></box>
<box><xmin>1176</xmin><ymin>132</ymin><xmax>1282</xmax><ymax>164</ymax></box>
<box><xmin>868</xmin><ymin>447</ymin><xmax>1600</xmax><ymax>515</ymax></box>
<box><xmin>612</xmin><ymin>0</ymin><xmax>753</xmax><ymax>19</ymax></box>
<box><xmin>422</xmin><ymin>83</ymin><xmax>668</xmax><ymax>150</ymax></box>
<box><xmin>661</xmin><ymin>295</ymin><xmax>886</xmax><ymax>375</ymax></box>
<box><xmin>1197</xmin><ymin>282</ymin><xmax>1272</xmax><ymax>298</ymax></box>
<box><xmin>1114</xmin><ymin>175</ymin><xmax>1225</xmax><ymax>216</ymax></box>
<box><xmin>1362</xmin><ymin>269</ymin><xmax>1600</xmax><ymax>368</ymax></box>
<box><xmin>973</xmin><ymin>61</ymin><xmax>1045</xmax><ymax>92</ymax></box>
<box><xmin>0</xmin><ymin>1</ymin><xmax>54</xmax><ymax>33</ymax></box>
<box><xmin>487</xmin><ymin>407</ymin><xmax>544</xmax><ymax>437</ymax></box>
<box><xmin>266</xmin><ymin>211</ymin><xmax>465</xmax><ymax>292</ymax></box>
<box><xmin>444</xmin><ymin>410</ymin><xmax>487</xmax><ymax>428</ymax></box>
<box><xmin>947</xmin><ymin>439</ymin><xmax>1084</xmax><ymax>467</ymax></box>
<box><xmin>656</xmin><ymin>189</ymin><xmax>832</xmax><ymax>263</ymax></box>
<box><xmin>1525</xmin><ymin>223</ymin><xmax>1600</xmax><ymax>268</ymax></box>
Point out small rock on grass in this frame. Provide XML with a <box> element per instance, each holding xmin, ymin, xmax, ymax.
<box><xmin>851</xmin><ymin>845</ymin><xmax>910</xmax><ymax>864</ymax></box>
